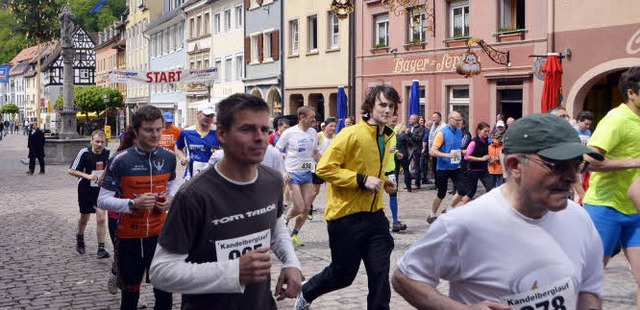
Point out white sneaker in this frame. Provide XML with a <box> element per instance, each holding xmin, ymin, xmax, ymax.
<box><xmin>294</xmin><ymin>291</ymin><xmax>311</xmax><ymax>310</ymax></box>
<box><xmin>107</xmin><ymin>273</ymin><xmax>118</xmax><ymax>294</ymax></box>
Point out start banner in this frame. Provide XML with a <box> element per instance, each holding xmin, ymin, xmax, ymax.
<box><xmin>109</xmin><ymin>67</ymin><xmax>218</xmax><ymax>84</ymax></box>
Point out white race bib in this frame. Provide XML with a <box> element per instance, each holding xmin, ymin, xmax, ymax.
<box><xmin>499</xmin><ymin>277</ymin><xmax>576</xmax><ymax>310</ymax></box>
<box><xmin>300</xmin><ymin>160</ymin><xmax>314</xmax><ymax>172</ymax></box>
<box><xmin>90</xmin><ymin>170</ymin><xmax>104</xmax><ymax>187</ymax></box>
<box><xmin>450</xmin><ymin>149</ymin><xmax>462</xmax><ymax>164</ymax></box>
<box><xmin>192</xmin><ymin>161</ymin><xmax>208</xmax><ymax>177</ymax></box>
<box><xmin>215</xmin><ymin>229</ymin><xmax>271</xmax><ymax>262</ymax></box>
<box><xmin>387</xmin><ymin>174</ymin><xmax>397</xmax><ymax>185</ymax></box>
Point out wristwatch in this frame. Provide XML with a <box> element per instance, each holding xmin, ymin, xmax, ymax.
<box><xmin>128</xmin><ymin>199</ymin><xmax>136</xmax><ymax>212</ymax></box>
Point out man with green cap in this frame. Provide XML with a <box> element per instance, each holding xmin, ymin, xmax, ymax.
<box><xmin>392</xmin><ymin>113</ymin><xmax>605</xmax><ymax>310</ymax></box>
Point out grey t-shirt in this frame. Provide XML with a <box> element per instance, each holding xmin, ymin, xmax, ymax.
<box><xmin>158</xmin><ymin>164</ymin><xmax>284</xmax><ymax>309</ymax></box>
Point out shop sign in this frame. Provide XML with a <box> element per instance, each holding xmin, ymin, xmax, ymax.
<box><xmin>392</xmin><ymin>53</ymin><xmax>461</xmax><ymax>74</ymax></box>
<box><xmin>627</xmin><ymin>28</ymin><xmax>640</xmax><ymax>55</ymax></box>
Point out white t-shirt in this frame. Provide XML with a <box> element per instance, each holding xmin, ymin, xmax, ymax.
<box><xmin>206</xmin><ymin>145</ymin><xmax>285</xmax><ymax>175</ymax></box>
<box><xmin>397</xmin><ymin>186</ymin><xmax>603</xmax><ymax>307</ymax></box>
<box><xmin>316</xmin><ymin>132</ymin><xmax>334</xmax><ymax>155</ymax></box>
<box><xmin>275</xmin><ymin>125</ymin><xmax>317</xmax><ymax>173</ymax></box>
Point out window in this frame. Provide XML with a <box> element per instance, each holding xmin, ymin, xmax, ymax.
<box><xmin>308</xmin><ymin>15</ymin><xmax>318</xmax><ymax>52</ymax></box>
<box><xmin>235</xmin><ymin>5</ymin><xmax>243</xmax><ymax>28</ymax></box>
<box><xmin>328</xmin><ymin>13</ymin><xmax>339</xmax><ymax>48</ymax></box>
<box><xmin>264</xmin><ymin>32</ymin><xmax>272</xmax><ymax>59</ymax></box>
<box><xmin>225</xmin><ymin>57</ymin><xmax>232</xmax><ymax>82</ymax></box>
<box><xmin>235</xmin><ymin>55</ymin><xmax>243</xmax><ymax>80</ymax></box>
<box><xmin>164</xmin><ymin>29</ymin><xmax>169</xmax><ymax>53</ymax></box>
<box><xmin>448</xmin><ymin>86</ymin><xmax>470</xmax><ymax>122</ymax></box>
<box><xmin>204</xmin><ymin>57</ymin><xmax>209</xmax><ymax>68</ymax></box>
<box><xmin>196</xmin><ymin>15</ymin><xmax>202</xmax><ymax>37</ymax></box>
<box><xmin>497</xmin><ymin>82</ymin><xmax>523</xmax><ymax>119</ymax></box>
<box><xmin>214</xmin><ymin>59</ymin><xmax>222</xmax><ymax>83</ymax></box>
<box><xmin>204</xmin><ymin>13</ymin><xmax>210</xmax><ymax>35</ymax></box>
<box><xmin>169</xmin><ymin>27</ymin><xmax>175</xmax><ymax>51</ymax></box>
<box><xmin>408</xmin><ymin>7</ymin><xmax>426</xmax><ymax>43</ymax></box>
<box><xmin>375</xmin><ymin>14</ymin><xmax>389</xmax><ymax>47</ymax></box>
<box><xmin>450</xmin><ymin>1</ymin><xmax>470</xmax><ymax>38</ymax></box>
<box><xmin>189</xmin><ymin>18</ymin><xmax>195</xmax><ymax>38</ymax></box>
<box><xmin>224</xmin><ymin>9</ymin><xmax>231</xmax><ymax>32</ymax></box>
<box><xmin>501</xmin><ymin>0</ymin><xmax>525</xmax><ymax>31</ymax></box>
<box><xmin>290</xmin><ymin>20</ymin><xmax>299</xmax><ymax>55</ymax></box>
<box><xmin>159</xmin><ymin>32</ymin><xmax>164</xmax><ymax>54</ymax></box>
<box><xmin>214</xmin><ymin>13</ymin><xmax>221</xmax><ymax>34</ymax></box>
<box><xmin>251</xmin><ymin>35</ymin><xmax>260</xmax><ymax>63</ymax></box>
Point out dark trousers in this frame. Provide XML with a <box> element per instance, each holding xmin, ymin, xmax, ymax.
<box><xmin>395</xmin><ymin>157</ymin><xmax>411</xmax><ymax>190</ymax></box>
<box><xmin>302</xmin><ymin>210</ymin><xmax>394</xmax><ymax>310</ymax></box>
<box><xmin>410</xmin><ymin>151</ymin><xmax>421</xmax><ymax>187</ymax></box>
<box><xmin>465</xmin><ymin>170</ymin><xmax>494</xmax><ymax>199</ymax></box>
<box><xmin>421</xmin><ymin>153</ymin><xmax>430</xmax><ymax>182</ymax></box>
<box><xmin>28</xmin><ymin>155</ymin><xmax>45</xmax><ymax>173</ymax></box>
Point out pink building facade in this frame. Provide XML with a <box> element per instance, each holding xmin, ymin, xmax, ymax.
<box><xmin>355</xmin><ymin>0</ymin><xmax>549</xmax><ymax>128</ymax></box>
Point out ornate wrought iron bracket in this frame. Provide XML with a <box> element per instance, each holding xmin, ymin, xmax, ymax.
<box><xmin>467</xmin><ymin>38</ymin><xmax>511</xmax><ymax>67</ymax></box>
<box><xmin>381</xmin><ymin>0</ymin><xmax>435</xmax><ymax>35</ymax></box>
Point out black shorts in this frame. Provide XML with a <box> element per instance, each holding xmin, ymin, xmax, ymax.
<box><xmin>435</xmin><ymin>169</ymin><xmax>465</xmax><ymax>199</ymax></box>
<box><xmin>118</xmin><ymin>236</ymin><xmax>159</xmax><ymax>291</ymax></box>
<box><xmin>312</xmin><ymin>172</ymin><xmax>325</xmax><ymax>185</ymax></box>
<box><xmin>78</xmin><ymin>187</ymin><xmax>100</xmax><ymax>214</ymax></box>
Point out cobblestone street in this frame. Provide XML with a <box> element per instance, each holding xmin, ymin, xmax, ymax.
<box><xmin>0</xmin><ymin>133</ymin><xmax>636</xmax><ymax>309</ymax></box>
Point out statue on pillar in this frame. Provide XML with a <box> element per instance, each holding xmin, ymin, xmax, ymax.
<box><xmin>57</xmin><ymin>6</ymin><xmax>79</xmax><ymax>138</ymax></box>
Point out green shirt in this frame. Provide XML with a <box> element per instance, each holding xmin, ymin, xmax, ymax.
<box><xmin>584</xmin><ymin>103</ymin><xmax>640</xmax><ymax>214</ymax></box>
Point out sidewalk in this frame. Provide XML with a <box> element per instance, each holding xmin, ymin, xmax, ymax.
<box><xmin>0</xmin><ymin>133</ymin><xmax>635</xmax><ymax>309</ymax></box>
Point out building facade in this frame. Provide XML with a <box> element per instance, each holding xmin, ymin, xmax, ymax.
<box><xmin>356</xmin><ymin>0</ymin><xmax>548</xmax><ymax>127</ymax></box>
<box><xmin>283</xmin><ymin>0</ymin><xmax>350</xmax><ymax>119</ymax></box>
<box><xmin>244</xmin><ymin>0</ymin><xmax>283</xmax><ymax>117</ymax></box>
<box><xmin>554</xmin><ymin>0</ymin><xmax>640</xmax><ymax>122</ymax></box>
<box><xmin>147</xmin><ymin>0</ymin><xmax>187</xmax><ymax>127</ymax></box>
<box><xmin>210</xmin><ymin>0</ymin><xmax>245</xmax><ymax>107</ymax></box>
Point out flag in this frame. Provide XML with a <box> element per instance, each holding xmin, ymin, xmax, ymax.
<box><xmin>90</xmin><ymin>0</ymin><xmax>107</xmax><ymax>14</ymax></box>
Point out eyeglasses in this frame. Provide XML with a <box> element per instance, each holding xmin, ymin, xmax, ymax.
<box><xmin>449</xmin><ymin>117</ymin><xmax>462</xmax><ymax>122</ymax></box>
<box><xmin>524</xmin><ymin>155</ymin><xmax>590</xmax><ymax>174</ymax></box>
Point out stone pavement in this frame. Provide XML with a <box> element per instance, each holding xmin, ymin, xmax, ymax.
<box><xmin>0</xmin><ymin>133</ymin><xmax>636</xmax><ymax>309</ymax></box>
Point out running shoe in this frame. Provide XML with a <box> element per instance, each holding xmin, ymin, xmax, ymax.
<box><xmin>97</xmin><ymin>248</ymin><xmax>111</xmax><ymax>259</ymax></box>
<box><xmin>291</xmin><ymin>234</ymin><xmax>305</xmax><ymax>246</ymax></box>
<box><xmin>426</xmin><ymin>215</ymin><xmax>437</xmax><ymax>224</ymax></box>
<box><xmin>307</xmin><ymin>213</ymin><xmax>313</xmax><ymax>221</ymax></box>
<box><xmin>76</xmin><ymin>235</ymin><xmax>85</xmax><ymax>254</ymax></box>
<box><xmin>294</xmin><ymin>291</ymin><xmax>311</xmax><ymax>310</ymax></box>
<box><xmin>107</xmin><ymin>273</ymin><xmax>118</xmax><ymax>294</ymax></box>
<box><xmin>392</xmin><ymin>222</ymin><xmax>407</xmax><ymax>232</ymax></box>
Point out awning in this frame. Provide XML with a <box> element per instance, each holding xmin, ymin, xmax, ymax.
<box><xmin>76</xmin><ymin>111</ymin><xmax>107</xmax><ymax>120</ymax></box>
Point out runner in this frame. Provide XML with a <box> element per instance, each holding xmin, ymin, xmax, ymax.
<box><xmin>149</xmin><ymin>93</ymin><xmax>302</xmax><ymax>309</ymax></box>
<box><xmin>386</xmin><ymin>115</ymin><xmax>407</xmax><ymax>232</ymax></box>
<box><xmin>97</xmin><ymin>105</ymin><xmax>178</xmax><ymax>310</ymax></box>
<box><xmin>159</xmin><ymin>112</ymin><xmax>181</xmax><ymax>151</ymax></box>
<box><xmin>68</xmin><ymin>130</ymin><xmax>110</xmax><ymax>259</ymax></box>
<box><xmin>295</xmin><ymin>84</ymin><xmax>398</xmax><ymax>310</ymax></box>
<box><xmin>175</xmin><ymin>103</ymin><xmax>220</xmax><ymax>180</ymax></box>
<box><xmin>275</xmin><ymin>106</ymin><xmax>321</xmax><ymax>246</ymax></box>
<box><xmin>393</xmin><ymin>114</ymin><xmax>604</xmax><ymax>309</ymax></box>
<box><xmin>308</xmin><ymin>117</ymin><xmax>337</xmax><ymax>221</ymax></box>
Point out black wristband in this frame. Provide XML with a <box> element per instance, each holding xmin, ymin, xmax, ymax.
<box><xmin>357</xmin><ymin>174</ymin><xmax>367</xmax><ymax>190</ymax></box>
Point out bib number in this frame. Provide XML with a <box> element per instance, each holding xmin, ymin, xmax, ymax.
<box><xmin>300</xmin><ymin>161</ymin><xmax>313</xmax><ymax>171</ymax></box>
<box><xmin>192</xmin><ymin>161</ymin><xmax>208</xmax><ymax>176</ymax></box>
<box><xmin>90</xmin><ymin>170</ymin><xmax>103</xmax><ymax>187</ymax></box>
<box><xmin>215</xmin><ymin>229</ymin><xmax>271</xmax><ymax>261</ymax></box>
<box><xmin>500</xmin><ymin>278</ymin><xmax>576</xmax><ymax>310</ymax></box>
<box><xmin>387</xmin><ymin>174</ymin><xmax>397</xmax><ymax>185</ymax></box>
<box><xmin>450</xmin><ymin>149</ymin><xmax>462</xmax><ymax>164</ymax></box>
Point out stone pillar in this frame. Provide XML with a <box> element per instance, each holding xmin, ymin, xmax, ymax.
<box><xmin>58</xmin><ymin>6</ymin><xmax>79</xmax><ymax>139</ymax></box>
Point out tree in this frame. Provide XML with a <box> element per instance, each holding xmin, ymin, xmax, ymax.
<box><xmin>9</xmin><ymin>0</ymin><xmax>62</xmax><ymax>126</ymax></box>
<box><xmin>1</xmin><ymin>103</ymin><xmax>19</xmax><ymax>115</ymax></box>
<box><xmin>74</xmin><ymin>86</ymin><xmax>106</xmax><ymax>121</ymax></box>
<box><xmin>53</xmin><ymin>95</ymin><xmax>63</xmax><ymax>111</ymax></box>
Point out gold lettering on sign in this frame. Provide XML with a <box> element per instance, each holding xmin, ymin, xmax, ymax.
<box><xmin>393</xmin><ymin>54</ymin><xmax>461</xmax><ymax>74</ymax></box>
<box><xmin>627</xmin><ymin>29</ymin><xmax>640</xmax><ymax>55</ymax></box>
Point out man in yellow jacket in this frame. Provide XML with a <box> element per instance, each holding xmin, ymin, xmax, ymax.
<box><xmin>294</xmin><ymin>84</ymin><xmax>399</xmax><ymax>310</ymax></box>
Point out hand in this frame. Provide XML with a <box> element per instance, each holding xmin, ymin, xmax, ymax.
<box><xmin>389</xmin><ymin>145</ymin><xmax>397</xmax><ymax>152</ymax></box>
<box><xmin>89</xmin><ymin>173</ymin><xmax>99</xmax><ymax>183</ymax></box>
<box><xmin>468</xmin><ymin>301</ymin><xmax>511</xmax><ymax>310</ymax></box>
<box><xmin>396</xmin><ymin>152</ymin><xmax>404</xmax><ymax>160</ymax></box>
<box><xmin>482</xmin><ymin>155</ymin><xmax>491</xmax><ymax>161</ymax></box>
<box><xmin>153</xmin><ymin>194</ymin><xmax>171</xmax><ymax>213</ymax></box>
<box><xmin>274</xmin><ymin>267</ymin><xmax>303</xmax><ymax>301</ymax></box>
<box><xmin>284</xmin><ymin>173</ymin><xmax>291</xmax><ymax>183</ymax></box>
<box><xmin>239</xmin><ymin>247</ymin><xmax>272</xmax><ymax>285</ymax></box>
<box><xmin>364</xmin><ymin>176</ymin><xmax>383</xmax><ymax>193</ymax></box>
<box><xmin>383</xmin><ymin>179</ymin><xmax>397</xmax><ymax>194</ymax></box>
<box><xmin>133</xmin><ymin>193</ymin><xmax>157</xmax><ymax>209</ymax></box>
<box><xmin>179</xmin><ymin>157</ymin><xmax>189</xmax><ymax>166</ymax></box>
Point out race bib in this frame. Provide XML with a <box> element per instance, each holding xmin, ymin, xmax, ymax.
<box><xmin>90</xmin><ymin>170</ymin><xmax>104</xmax><ymax>187</ymax></box>
<box><xmin>450</xmin><ymin>149</ymin><xmax>462</xmax><ymax>164</ymax></box>
<box><xmin>500</xmin><ymin>277</ymin><xmax>576</xmax><ymax>310</ymax></box>
<box><xmin>300</xmin><ymin>160</ymin><xmax>314</xmax><ymax>172</ymax></box>
<box><xmin>387</xmin><ymin>174</ymin><xmax>397</xmax><ymax>185</ymax></box>
<box><xmin>192</xmin><ymin>161</ymin><xmax>208</xmax><ymax>177</ymax></box>
<box><xmin>215</xmin><ymin>229</ymin><xmax>271</xmax><ymax>261</ymax></box>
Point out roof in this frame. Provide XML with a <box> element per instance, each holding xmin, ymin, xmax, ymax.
<box><xmin>146</xmin><ymin>9</ymin><xmax>183</xmax><ymax>33</ymax></box>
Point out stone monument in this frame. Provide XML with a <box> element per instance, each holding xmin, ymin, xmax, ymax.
<box><xmin>43</xmin><ymin>6</ymin><xmax>90</xmax><ymax>164</ymax></box>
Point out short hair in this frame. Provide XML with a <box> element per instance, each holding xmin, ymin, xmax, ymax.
<box><xmin>297</xmin><ymin>106</ymin><xmax>314</xmax><ymax>118</ymax></box>
<box><xmin>576</xmin><ymin>111</ymin><xmax>593</xmax><ymax>122</ymax></box>
<box><xmin>323</xmin><ymin>117</ymin><xmax>337</xmax><ymax>126</ymax></box>
<box><xmin>276</xmin><ymin>118</ymin><xmax>289</xmax><ymax>128</ymax></box>
<box><xmin>91</xmin><ymin>129</ymin><xmax>107</xmax><ymax>140</ymax></box>
<box><xmin>361</xmin><ymin>84</ymin><xmax>400</xmax><ymax>118</ymax></box>
<box><xmin>217</xmin><ymin>93</ymin><xmax>269</xmax><ymax>130</ymax></box>
<box><xmin>433</xmin><ymin>112</ymin><xmax>442</xmax><ymax>118</ymax></box>
<box><xmin>132</xmin><ymin>105</ymin><xmax>163</xmax><ymax>131</ymax></box>
<box><xmin>619</xmin><ymin>67</ymin><xmax>640</xmax><ymax>102</ymax></box>
<box><xmin>475</xmin><ymin>121</ymin><xmax>490</xmax><ymax>134</ymax></box>
<box><xmin>547</xmin><ymin>106</ymin><xmax>567</xmax><ymax>115</ymax></box>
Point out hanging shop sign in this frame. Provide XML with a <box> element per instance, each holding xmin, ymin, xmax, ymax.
<box><xmin>108</xmin><ymin>67</ymin><xmax>218</xmax><ymax>84</ymax></box>
<box><xmin>392</xmin><ymin>53</ymin><xmax>461</xmax><ymax>74</ymax></box>
<box><xmin>456</xmin><ymin>51</ymin><xmax>482</xmax><ymax>77</ymax></box>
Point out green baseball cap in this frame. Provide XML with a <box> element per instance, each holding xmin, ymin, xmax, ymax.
<box><xmin>503</xmin><ymin>114</ymin><xmax>604</xmax><ymax>161</ymax></box>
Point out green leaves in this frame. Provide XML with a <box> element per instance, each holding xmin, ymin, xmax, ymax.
<box><xmin>72</xmin><ymin>85</ymin><xmax>123</xmax><ymax>114</ymax></box>
<box><xmin>1</xmin><ymin>103</ymin><xmax>20</xmax><ymax>114</ymax></box>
